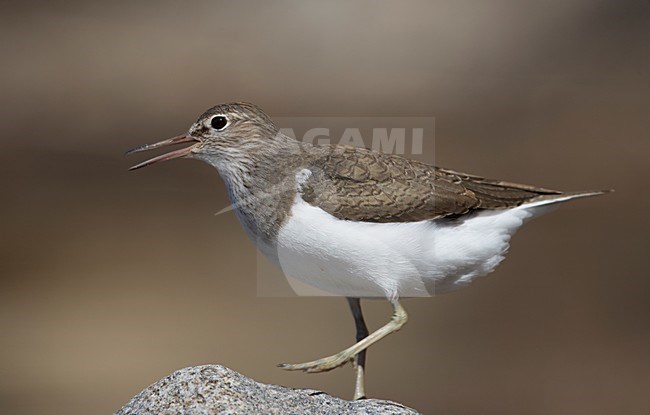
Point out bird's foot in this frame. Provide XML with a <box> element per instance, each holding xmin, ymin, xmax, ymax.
<box><xmin>278</xmin><ymin>352</ymin><xmax>356</xmax><ymax>373</ymax></box>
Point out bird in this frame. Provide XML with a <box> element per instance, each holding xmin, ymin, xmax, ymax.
<box><xmin>127</xmin><ymin>102</ymin><xmax>608</xmax><ymax>400</ymax></box>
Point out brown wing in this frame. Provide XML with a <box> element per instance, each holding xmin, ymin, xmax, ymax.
<box><xmin>300</xmin><ymin>146</ymin><xmax>561</xmax><ymax>223</ymax></box>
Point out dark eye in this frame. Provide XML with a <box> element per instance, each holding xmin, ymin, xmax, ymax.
<box><xmin>210</xmin><ymin>115</ymin><xmax>228</xmax><ymax>130</ymax></box>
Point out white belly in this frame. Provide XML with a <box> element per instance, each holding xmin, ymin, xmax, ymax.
<box><xmin>271</xmin><ymin>196</ymin><xmax>545</xmax><ymax>299</ymax></box>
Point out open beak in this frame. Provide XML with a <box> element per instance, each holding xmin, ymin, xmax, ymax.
<box><xmin>126</xmin><ymin>134</ymin><xmax>200</xmax><ymax>171</ymax></box>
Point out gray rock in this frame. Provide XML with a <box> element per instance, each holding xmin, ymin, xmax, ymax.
<box><xmin>116</xmin><ymin>365</ymin><xmax>421</xmax><ymax>415</ymax></box>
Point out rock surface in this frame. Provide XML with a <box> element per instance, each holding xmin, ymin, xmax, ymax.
<box><xmin>116</xmin><ymin>365</ymin><xmax>421</xmax><ymax>415</ymax></box>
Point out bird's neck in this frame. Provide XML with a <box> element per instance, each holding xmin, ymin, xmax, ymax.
<box><xmin>198</xmin><ymin>136</ymin><xmax>308</xmax><ymax>243</ymax></box>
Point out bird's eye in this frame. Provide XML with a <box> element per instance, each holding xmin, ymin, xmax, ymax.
<box><xmin>210</xmin><ymin>115</ymin><xmax>228</xmax><ymax>130</ymax></box>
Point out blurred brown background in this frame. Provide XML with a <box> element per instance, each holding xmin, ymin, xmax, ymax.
<box><xmin>1</xmin><ymin>1</ymin><xmax>648</xmax><ymax>414</ymax></box>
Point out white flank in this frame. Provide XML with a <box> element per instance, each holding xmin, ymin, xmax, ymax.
<box><xmin>273</xmin><ymin>191</ymin><xmax>598</xmax><ymax>299</ymax></box>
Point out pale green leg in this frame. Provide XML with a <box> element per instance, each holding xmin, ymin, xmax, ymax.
<box><xmin>279</xmin><ymin>298</ymin><xmax>408</xmax><ymax>399</ymax></box>
<box><xmin>347</xmin><ymin>297</ymin><xmax>369</xmax><ymax>399</ymax></box>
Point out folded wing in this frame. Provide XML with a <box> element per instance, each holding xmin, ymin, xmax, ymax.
<box><xmin>300</xmin><ymin>146</ymin><xmax>563</xmax><ymax>223</ymax></box>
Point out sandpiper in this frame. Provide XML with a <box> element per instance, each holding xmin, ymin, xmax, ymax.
<box><xmin>128</xmin><ymin>102</ymin><xmax>608</xmax><ymax>400</ymax></box>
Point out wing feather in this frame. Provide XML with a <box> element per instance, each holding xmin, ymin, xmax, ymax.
<box><xmin>300</xmin><ymin>146</ymin><xmax>561</xmax><ymax>223</ymax></box>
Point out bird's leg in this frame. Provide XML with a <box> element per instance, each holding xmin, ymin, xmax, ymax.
<box><xmin>347</xmin><ymin>297</ymin><xmax>369</xmax><ymax>400</ymax></box>
<box><xmin>279</xmin><ymin>299</ymin><xmax>408</xmax><ymax>376</ymax></box>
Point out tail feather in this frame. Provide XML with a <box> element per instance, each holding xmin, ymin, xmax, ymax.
<box><xmin>520</xmin><ymin>189</ymin><xmax>612</xmax><ymax>209</ymax></box>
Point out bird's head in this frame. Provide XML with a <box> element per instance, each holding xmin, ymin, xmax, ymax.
<box><xmin>127</xmin><ymin>102</ymin><xmax>279</xmax><ymax>170</ymax></box>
